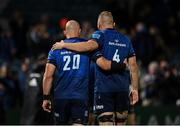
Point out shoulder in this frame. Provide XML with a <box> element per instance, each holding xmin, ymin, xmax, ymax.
<box><xmin>48</xmin><ymin>49</ymin><xmax>59</xmax><ymax>56</ymax></box>
<box><xmin>49</xmin><ymin>49</ymin><xmax>60</xmax><ymax>53</ymax></box>
<box><xmin>118</xmin><ymin>32</ymin><xmax>131</xmax><ymax>44</ymax></box>
<box><xmin>92</xmin><ymin>30</ymin><xmax>104</xmax><ymax>39</ymax></box>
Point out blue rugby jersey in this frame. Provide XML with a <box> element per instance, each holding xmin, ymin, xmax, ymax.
<box><xmin>91</xmin><ymin>28</ymin><xmax>135</xmax><ymax>92</ymax></box>
<box><xmin>47</xmin><ymin>38</ymin><xmax>90</xmax><ymax>100</ymax></box>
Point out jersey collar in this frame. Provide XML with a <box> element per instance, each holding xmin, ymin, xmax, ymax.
<box><xmin>105</xmin><ymin>28</ymin><xmax>115</xmax><ymax>30</ymax></box>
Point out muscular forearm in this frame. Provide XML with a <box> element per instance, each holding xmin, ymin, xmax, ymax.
<box><xmin>43</xmin><ymin>75</ymin><xmax>53</xmax><ymax>95</ymax></box>
<box><xmin>96</xmin><ymin>57</ymin><xmax>111</xmax><ymax>70</ymax></box>
<box><xmin>129</xmin><ymin>58</ymin><xmax>138</xmax><ymax>90</ymax></box>
<box><xmin>131</xmin><ymin>66</ymin><xmax>138</xmax><ymax>90</ymax></box>
<box><xmin>43</xmin><ymin>63</ymin><xmax>55</xmax><ymax>95</ymax></box>
<box><xmin>64</xmin><ymin>40</ymin><xmax>98</xmax><ymax>52</ymax></box>
<box><xmin>95</xmin><ymin>57</ymin><xmax>126</xmax><ymax>71</ymax></box>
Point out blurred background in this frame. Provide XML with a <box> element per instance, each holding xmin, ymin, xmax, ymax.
<box><xmin>0</xmin><ymin>0</ymin><xmax>180</xmax><ymax>125</ymax></box>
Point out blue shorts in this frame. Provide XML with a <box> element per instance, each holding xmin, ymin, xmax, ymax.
<box><xmin>94</xmin><ymin>92</ymin><xmax>130</xmax><ymax>114</ymax></box>
<box><xmin>54</xmin><ymin>99</ymin><xmax>88</xmax><ymax>125</ymax></box>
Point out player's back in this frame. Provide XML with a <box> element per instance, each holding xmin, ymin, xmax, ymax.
<box><xmin>48</xmin><ymin>38</ymin><xmax>90</xmax><ymax>100</ymax></box>
<box><xmin>93</xmin><ymin>29</ymin><xmax>135</xmax><ymax>92</ymax></box>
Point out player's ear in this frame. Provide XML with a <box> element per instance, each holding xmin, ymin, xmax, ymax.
<box><xmin>97</xmin><ymin>23</ymin><xmax>101</xmax><ymax>30</ymax></box>
<box><xmin>79</xmin><ymin>28</ymin><xmax>81</xmax><ymax>34</ymax></box>
<box><xmin>97</xmin><ymin>19</ymin><xmax>100</xmax><ymax>29</ymax></box>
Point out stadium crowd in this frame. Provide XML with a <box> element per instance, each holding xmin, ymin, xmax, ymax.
<box><xmin>0</xmin><ymin>0</ymin><xmax>180</xmax><ymax>124</ymax></box>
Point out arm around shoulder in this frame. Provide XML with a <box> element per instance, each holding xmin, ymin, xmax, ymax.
<box><xmin>53</xmin><ymin>39</ymin><xmax>99</xmax><ymax>52</ymax></box>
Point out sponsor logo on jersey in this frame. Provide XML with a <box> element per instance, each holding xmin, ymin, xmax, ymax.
<box><xmin>109</xmin><ymin>41</ymin><xmax>127</xmax><ymax>47</ymax></box>
<box><xmin>115</xmin><ymin>39</ymin><xmax>119</xmax><ymax>43</ymax></box>
<box><xmin>60</xmin><ymin>51</ymin><xmax>72</xmax><ymax>55</ymax></box>
<box><xmin>92</xmin><ymin>33</ymin><xmax>101</xmax><ymax>39</ymax></box>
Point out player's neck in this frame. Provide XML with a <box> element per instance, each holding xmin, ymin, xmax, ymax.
<box><xmin>66</xmin><ymin>35</ymin><xmax>80</xmax><ymax>39</ymax></box>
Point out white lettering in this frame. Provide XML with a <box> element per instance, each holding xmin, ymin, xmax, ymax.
<box><xmin>109</xmin><ymin>41</ymin><xmax>126</xmax><ymax>47</ymax></box>
<box><xmin>60</xmin><ymin>51</ymin><xmax>72</xmax><ymax>55</ymax></box>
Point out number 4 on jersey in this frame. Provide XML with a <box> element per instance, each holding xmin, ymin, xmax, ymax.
<box><xmin>113</xmin><ymin>49</ymin><xmax>120</xmax><ymax>62</ymax></box>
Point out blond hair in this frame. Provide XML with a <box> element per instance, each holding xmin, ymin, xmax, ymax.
<box><xmin>98</xmin><ymin>11</ymin><xmax>114</xmax><ymax>26</ymax></box>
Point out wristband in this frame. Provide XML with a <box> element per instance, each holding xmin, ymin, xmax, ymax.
<box><xmin>43</xmin><ymin>95</ymin><xmax>51</xmax><ymax>100</ymax></box>
<box><xmin>111</xmin><ymin>61</ymin><xmax>126</xmax><ymax>72</ymax></box>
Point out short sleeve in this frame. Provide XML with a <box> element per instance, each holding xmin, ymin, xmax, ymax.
<box><xmin>90</xmin><ymin>31</ymin><xmax>104</xmax><ymax>47</ymax></box>
<box><xmin>47</xmin><ymin>49</ymin><xmax>57</xmax><ymax>66</ymax></box>
<box><xmin>128</xmin><ymin>39</ymin><xmax>136</xmax><ymax>58</ymax></box>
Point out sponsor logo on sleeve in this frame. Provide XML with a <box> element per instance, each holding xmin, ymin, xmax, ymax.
<box><xmin>92</xmin><ymin>34</ymin><xmax>101</xmax><ymax>39</ymax></box>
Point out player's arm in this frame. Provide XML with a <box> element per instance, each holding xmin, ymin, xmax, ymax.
<box><xmin>92</xmin><ymin>53</ymin><xmax>126</xmax><ymax>71</ymax></box>
<box><xmin>42</xmin><ymin>63</ymin><xmax>56</xmax><ymax>112</ymax></box>
<box><xmin>96</xmin><ymin>57</ymin><xmax>111</xmax><ymax>70</ymax></box>
<box><xmin>52</xmin><ymin>39</ymin><xmax>99</xmax><ymax>52</ymax></box>
<box><xmin>43</xmin><ymin>63</ymin><xmax>55</xmax><ymax>95</ymax></box>
<box><xmin>128</xmin><ymin>56</ymin><xmax>139</xmax><ymax>105</ymax></box>
<box><xmin>96</xmin><ymin>57</ymin><xmax>127</xmax><ymax>71</ymax></box>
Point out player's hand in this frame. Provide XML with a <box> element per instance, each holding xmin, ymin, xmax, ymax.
<box><xmin>130</xmin><ymin>88</ymin><xmax>139</xmax><ymax>105</ymax></box>
<box><xmin>52</xmin><ymin>40</ymin><xmax>65</xmax><ymax>50</ymax></box>
<box><xmin>42</xmin><ymin>100</ymin><xmax>51</xmax><ymax>113</ymax></box>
